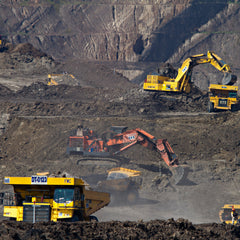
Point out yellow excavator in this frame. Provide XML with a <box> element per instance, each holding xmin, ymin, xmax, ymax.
<box><xmin>143</xmin><ymin>51</ymin><xmax>238</xmax><ymax>112</ymax></box>
<box><xmin>143</xmin><ymin>51</ymin><xmax>236</xmax><ymax>93</ymax></box>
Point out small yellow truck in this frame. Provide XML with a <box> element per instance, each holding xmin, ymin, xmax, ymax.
<box><xmin>219</xmin><ymin>204</ymin><xmax>240</xmax><ymax>224</ymax></box>
<box><xmin>0</xmin><ymin>173</ymin><xmax>110</xmax><ymax>222</ymax></box>
<box><xmin>208</xmin><ymin>84</ymin><xmax>238</xmax><ymax>112</ymax></box>
<box><xmin>97</xmin><ymin>167</ymin><xmax>142</xmax><ymax>204</ymax></box>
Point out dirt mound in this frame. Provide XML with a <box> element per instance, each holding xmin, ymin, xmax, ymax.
<box><xmin>4</xmin><ymin>43</ymin><xmax>49</xmax><ymax>59</ymax></box>
<box><xmin>144</xmin><ymin>87</ymin><xmax>208</xmax><ymax>113</ymax></box>
<box><xmin>0</xmin><ymin>84</ymin><xmax>14</xmax><ymax>97</ymax></box>
<box><xmin>0</xmin><ymin>82</ymin><xmax>209</xmax><ymax>116</ymax></box>
<box><xmin>0</xmin><ymin>219</ymin><xmax>239</xmax><ymax>240</ymax></box>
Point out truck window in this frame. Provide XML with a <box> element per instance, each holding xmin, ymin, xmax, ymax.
<box><xmin>54</xmin><ymin>188</ymin><xmax>74</xmax><ymax>203</ymax></box>
<box><xmin>74</xmin><ymin>187</ymin><xmax>80</xmax><ymax>200</ymax></box>
<box><xmin>107</xmin><ymin>172</ymin><xmax>129</xmax><ymax>180</ymax></box>
<box><xmin>229</xmin><ymin>92</ymin><xmax>237</xmax><ymax>98</ymax></box>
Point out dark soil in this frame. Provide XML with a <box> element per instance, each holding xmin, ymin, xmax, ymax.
<box><xmin>0</xmin><ymin>42</ymin><xmax>239</xmax><ymax>239</ymax></box>
<box><xmin>1</xmin><ymin>219</ymin><xmax>240</xmax><ymax>240</ymax></box>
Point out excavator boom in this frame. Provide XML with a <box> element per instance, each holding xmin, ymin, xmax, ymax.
<box><xmin>67</xmin><ymin>126</ymin><xmax>185</xmax><ymax>184</ymax></box>
<box><xmin>143</xmin><ymin>51</ymin><xmax>237</xmax><ymax>93</ymax></box>
<box><xmin>106</xmin><ymin>128</ymin><xmax>184</xmax><ymax>184</ymax></box>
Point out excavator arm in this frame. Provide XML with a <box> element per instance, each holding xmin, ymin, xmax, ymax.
<box><xmin>206</xmin><ymin>51</ymin><xmax>236</xmax><ymax>85</ymax></box>
<box><xmin>172</xmin><ymin>51</ymin><xmax>235</xmax><ymax>91</ymax></box>
<box><xmin>143</xmin><ymin>51</ymin><xmax>236</xmax><ymax>93</ymax></box>
<box><xmin>106</xmin><ymin>128</ymin><xmax>184</xmax><ymax>184</ymax></box>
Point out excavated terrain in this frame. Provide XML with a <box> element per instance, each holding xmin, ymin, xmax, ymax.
<box><xmin>0</xmin><ymin>41</ymin><xmax>239</xmax><ymax>239</ymax></box>
<box><xmin>0</xmin><ymin>1</ymin><xmax>240</xmax><ymax>239</ymax></box>
<box><xmin>1</xmin><ymin>219</ymin><xmax>240</xmax><ymax>240</ymax></box>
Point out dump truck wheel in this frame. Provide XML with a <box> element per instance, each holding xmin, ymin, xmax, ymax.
<box><xmin>70</xmin><ymin>215</ymin><xmax>80</xmax><ymax>222</ymax></box>
<box><xmin>127</xmin><ymin>190</ymin><xmax>139</xmax><ymax>204</ymax></box>
<box><xmin>208</xmin><ymin>101</ymin><xmax>214</xmax><ymax>113</ymax></box>
<box><xmin>90</xmin><ymin>216</ymin><xmax>98</xmax><ymax>222</ymax></box>
<box><xmin>231</xmin><ymin>104</ymin><xmax>238</xmax><ymax>112</ymax></box>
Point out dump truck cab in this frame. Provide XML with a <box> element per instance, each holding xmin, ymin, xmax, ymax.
<box><xmin>1</xmin><ymin>174</ymin><xmax>110</xmax><ymax>223</ymax></box>
<box><xmin>208</xmin><ymin>84</ymin><xmax>238</xmax><ymax>112</ymax></box>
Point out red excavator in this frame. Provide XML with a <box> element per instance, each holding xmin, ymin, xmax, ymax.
<box><xmin>67</xmin><ymin>126</ymin><xmax>184</xmax><ymax>184</ymax></box>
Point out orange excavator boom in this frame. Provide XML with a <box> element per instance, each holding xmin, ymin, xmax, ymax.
<box><xmin>105</xmin><ymin>128</ymin><xmax>184</xmax><ymax>183</ymax></box>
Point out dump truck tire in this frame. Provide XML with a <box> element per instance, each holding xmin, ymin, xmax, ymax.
<box><xmin>90</xmin><ymin>216</ymin><xmax>98</xmax><ymax>222</ymax></box>
<box><xmin>231</xmin><ymin>104</ymin><xmax>238</xmax><ymax>112</ymax></box>
<box><xmin>71</xmin><ymin>215</ymin><xmax>80</xmax><ymax>222</ymax></box>
<box><xmin>208</xmin><ymin>102</ymin><xmax>214</xmax><ymax>113</ymax></box>
<box><xmin>127</xmin><ymin>190</ymin><xmax>139</xmax><ymax>204</ymax></box>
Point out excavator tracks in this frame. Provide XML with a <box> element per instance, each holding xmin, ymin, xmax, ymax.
<box><xmin>76</xmin><ymin>157</ymin><xmax>129</xmax><ymax>166</ymax></box>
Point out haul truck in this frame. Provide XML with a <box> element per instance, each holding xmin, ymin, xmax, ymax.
<box><xmin>0</xmin><ymin>174</ymin><xmax>110</xmax><ymax>223</ymax></box>
<box><xmin>219</xmin><ymin>204</ymin><xmax>240</xmax><ymax>224</ymax></box>
<box><xmin>97</xmin><ymin>167</ymin><xmax>142</xmax><ymax>204</ymax></box>
<box><xmin>208</xmin><ymin>84</ymin><xmax>238</xmax><ymax>112</ymax></box>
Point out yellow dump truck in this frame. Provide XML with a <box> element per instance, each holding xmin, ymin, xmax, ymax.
<box><xmin>0</xmin><ymin>174</ymin><xmax>110</xmax><ymax>222</ymax></box>
<box><xmin>208</xmin><ymin>84</ymin><xmax>239</xmax><ymax>112</ymax></box>
<box><xmin>219</xmin><ymin>204</ymin><xmax>240</xmax><ymax>224</ymax></box>
<box><xmin>97</xmin><ymin>167</ymin><xmax>142</xmax><ymax>204</ymax></box>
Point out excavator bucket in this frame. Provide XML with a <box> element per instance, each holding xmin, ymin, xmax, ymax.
<box><xmin>172</xmin><ymin>166</ymin><xmax>185</xmax><ymax>185</ymax></box>
<box><xmin>222</xmin><ymin>73</ymin><xmax>237</xmax><ymax>85</ymax></box>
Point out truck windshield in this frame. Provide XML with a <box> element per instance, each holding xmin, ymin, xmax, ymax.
<box><xmin>54</xmin><ymin>188</ymin><xmax>74</xmax><ymax>203</ymax></box>
<box><xmin>107</xmin><ymin>172</ymin><xmax>129</xmax><ymax>180</ymax></box>
<box><xmin>229</xmin><ymin>92</ymin><xmax>237</xmax><ymax>98</ymax></box>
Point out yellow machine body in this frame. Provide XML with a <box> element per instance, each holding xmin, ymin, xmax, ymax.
<box><xmin>143</xmin><ymin>75</ymin><xmax>184</xmax><ymax>92</ymax></box>
<box><xmin>143</xmin><ymin>65</ymin><xmax>192</xmax><ymax>93</ymax></box>
<box><xmin>47</xmin><ymin>73</ymin><xmax>76</xmax><ymax>86</ymax></box>
<box><xmin>219</xmin><ymin>204</ymin><xmax>240</xmax><ymax>224</ymax></box>
<box><xmin>97</xmin><ymin>168</ymin><xmax>142</xmax><ymax>204</ymax></box>
<box><xmin>143</xmin><ymin>51</ymin><xmax>235</xmax><ymax>94</ymax></box>
<box><xmin>107</xmin><ymin>167</ymin><xmax>141</xmax><ymax>177</ymax></box>
<box><xmin>2</xmin><ymin>174</ymin><xmax>110</xmax><ymax>222</ymax></box>
<box><xmin>208</xmin><ymin>84</ymin><xmax>238</xmax><ymax>112</ymax></box>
